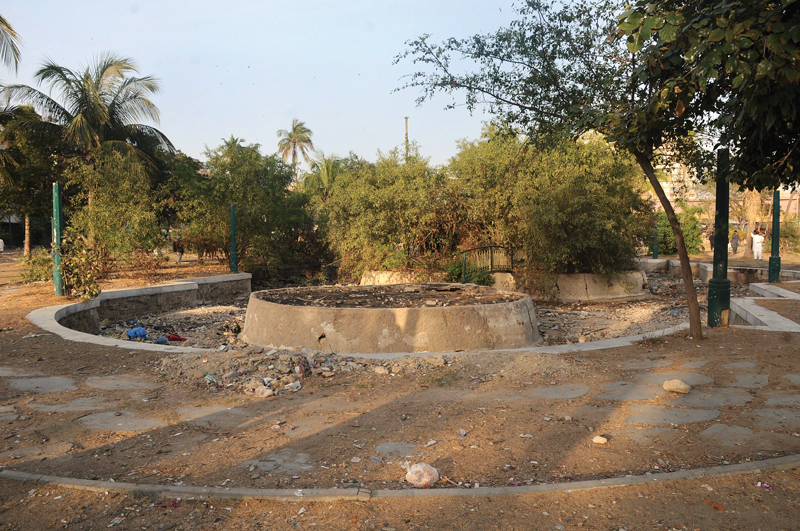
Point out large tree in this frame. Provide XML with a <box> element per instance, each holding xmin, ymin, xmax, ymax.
<box><xmin>277</xmin><ymin>118</ymin><xmax>314</xmax><ymax>178</ymax></box>
<box><xmin>396</xmin><ymin>0</ymin><xmax>708</xmax><ymax>338</ymax></box>
<box><xmin>1</xmin><ymin>53</ymin><xmax>173</xmax><ymax>166</ymax></box>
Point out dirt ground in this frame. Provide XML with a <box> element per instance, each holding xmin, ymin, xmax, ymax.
<box><xmin>1</xmin><ymin>256</ymin><xmax>800</xmax><ymax>529</ymax></box>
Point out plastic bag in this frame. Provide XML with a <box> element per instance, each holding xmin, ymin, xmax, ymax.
<box><xmin>126</xmin><ymin>326</ymin><xmax>147</xmax><ymax>340</ymax></box>
<box><xmin>405</xmin><ymin>463</ymin><xmax>439</xmax><ymax>488</ymax></box>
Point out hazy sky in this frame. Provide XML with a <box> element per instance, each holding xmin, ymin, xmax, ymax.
<box><xmin>4</xmin><ymin>1</ymin><xmax>515</xmax><ymax>167</ymax></box>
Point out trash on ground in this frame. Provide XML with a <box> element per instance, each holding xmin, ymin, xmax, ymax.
<box><xmin>756</xmin><ymin>481</ymin><xmax>774</xmax><ymax>490</ymax></box>
<box><xmin>126</xmin><ymin>326</ymin><xmax>147</xmax><ymax>340</ymax></box>
<box><xmin>405</xmin><ymin>463</ymin><xmax>439</xmax><ymax>488</ymax></box>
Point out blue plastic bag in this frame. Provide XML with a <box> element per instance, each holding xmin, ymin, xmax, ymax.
<box><xmin>155</xmin><ymin>336</ymin><xmax>169</xmax><ymax>344</ymax></box>
<box><xmin>126</xmin><ymin>326</ymin><xmax>147</xmax><ymax>340</ymax></box>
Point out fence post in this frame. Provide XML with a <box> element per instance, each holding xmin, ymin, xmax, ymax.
<box><xmin>52</xmin><ymin>183</ymin><xmax>65</xmax><ymax>296</ymax></box>
<box><xmin>230</xmin><ymin>204</ymin><xmax>238</xmax><ymax>273</ymax></box>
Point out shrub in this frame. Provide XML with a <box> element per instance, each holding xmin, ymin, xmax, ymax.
<box><xmin>20</xmin><ymin>247</ymin><xmax>53</xmax><ymax>283</ymax></box>
<box><xmin>444</xmin><ymin>258</ymin><xmax>494</xmax><ymax>286</ymax></box>
<box><xmin>59</xmin><ymin>230</ymin><xmax>102</xmax><ymax>299</ymax></box>
<box><xmin>656</xmin><ymin>206</ymin><xmax>703</xmax><ymax>255</ymax></box>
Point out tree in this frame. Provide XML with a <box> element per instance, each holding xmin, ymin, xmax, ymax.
<box><xmin>0</xmin><ymin>14</ymin><xmax>21</xmax><ymax>72</ymax></box>
<box><xmin>277</xmin><ymin>119</ymin><xmax>314</xmax><ymax>179</ymax></box>
<box><xmin>618</xmin><ymin>0</ymin><xmax>800</xmax><ymax>191</ymax></box>
<box><xmin>302</xmin><ymin>151</ymin><xmax>341</xmax><ymax>203</ymax></box>
<box><xmin>396</xmin><ymin>0</ymin><xmax>708</xmax><ymax>338</ymax></box>
<box><xmin>1</xmin><ymin>53</ymin><xmax>173</xmax><ymax>166</ymax></box>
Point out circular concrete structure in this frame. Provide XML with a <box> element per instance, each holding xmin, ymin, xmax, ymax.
<box><xmin>241</xmin><ymin>284</ymin><xmax>541</xmax><ymax>354</ymax></box>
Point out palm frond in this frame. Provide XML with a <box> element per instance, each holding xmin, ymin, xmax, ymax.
<box><xmin>0</xmin><ymin>15</ymin><xmax>22</xmax><ymax>73</ymax></box>
<box><xmin>1</xmin><ymin>84</ymin><xmax>73</xmax><ymax>125</ymax></box>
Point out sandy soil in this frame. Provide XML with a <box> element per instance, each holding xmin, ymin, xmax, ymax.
<box><xmin>2</xmin><ymin>264</ymin><xmax>800</xmax><ymax>529</ymax></box>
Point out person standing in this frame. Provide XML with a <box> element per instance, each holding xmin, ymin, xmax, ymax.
<box><xmin>752</xmin><ymin>230</ymin><xmax>765</xmax><ymax>260</ymax></box>
<box><xmin>731</xmin><ymin>231</ymin><xmax>740</xmax><ymax>254</ymax></box>
<box><xmin>173</xmin><ymin>239</ymin><xmax>185</xmax><ymax>265</ymax></box>
<box><xmin>708</xmin><ymin>227</ymin><xmax>715</xmax><ymax>252</ymax></box>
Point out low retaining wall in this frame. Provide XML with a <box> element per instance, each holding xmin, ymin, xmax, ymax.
<box><xmin>554</xmin><ymin>271</ymin><xmax>647</xmax><ymax>302</ymax></box>
<box><xmin>42</xmin><ymin>273</ymin><xmax>251</xmax><ymax>336</ymax></box>
<box><xmin>242</xmin><ymin>287</ymin><xmax>542</xmax><ymax>354</ymax></box>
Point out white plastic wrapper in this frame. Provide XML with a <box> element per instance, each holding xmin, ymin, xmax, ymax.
<box><xmin>405</xmin><ymin>463</ymin><xmax>440</xmax><ymax>488</ymax></box>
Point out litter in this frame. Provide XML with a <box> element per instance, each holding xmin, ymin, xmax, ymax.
<box><xmin>21</xmin><ymin>333</ymin><xmax>50</xmax><ymax>339</ymax></box>
<box><xmin>165</xmin><ymin>334</ymin><xmax>187</xmax><ymax>342</ymax></box>
<box><xmin>205</xmin><ymin>375</ymin><xmax>218</xmax><ymax>384</ymax></box>
<box><xmin>108</xmin><ymin>515</ymin><xmax>125</xmax><ymax>526</ymax></box>
<box><xmin>424</xmin><ymin>440</ymin><xmax>437</xmax><ymax>447</ymax></box>
<box><xmin>756</xmin><ymin>481</ymin><xmax>774</xmax><ymax>490</ymax></box>
<box><xmin>154</xmin><ymin>337</ymin><xmax>169</xmax><ymax>345</ymax></box>
<box><xmin>126</xmin><ymin>327</ymin><xmax>147</xmax><ymax>340</ymax></box>
<box><xmin>405</xmin><ymin>463</ymin><xmax>439</xmax><ymax>488</ymax></box>
<box><xmin>703</xmin><ymin>500</ymin><xmax>725</xmax><ymax>510</ymax></box>
<box><xmin>458</xmin><ymin>429</ymin><xmax>469</xmax><ymax>438</ymax></box>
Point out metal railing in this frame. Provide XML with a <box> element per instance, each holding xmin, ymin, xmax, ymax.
<box><xmin>460</xmin><ymin>246</ymin><xmax>513</xmax><ymax>283</ymax></box>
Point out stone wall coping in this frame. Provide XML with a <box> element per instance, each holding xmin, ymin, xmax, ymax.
<box><xmin>174</xmin><ymin>273</ymin><xmax>252</xmax><ymax>285</ymax></box>
<box><xmin>25</xmin><ymin>274</ymin><xmax>253</xmax><ymax>354</ymax></box>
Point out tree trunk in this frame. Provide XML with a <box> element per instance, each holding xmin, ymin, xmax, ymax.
<box><xmin>743</xmin><ymin>190</ymin><xmax>760</xmax><ymax>259</ymax></box>
<box><xmin>23</xmin><ymin>215</ymin><xmax>31</xmax><ymax>256</ymax></box>
<box><xmin>635</xmin><ymin>152</ymin><xmax>703</xmax><ymax>340</ymax></box>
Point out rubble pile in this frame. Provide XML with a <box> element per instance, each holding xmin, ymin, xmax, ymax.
<box><xmin>157</xmin><ymin>345</ymin><xmax>453</xmax><ymax>396</ymax></box>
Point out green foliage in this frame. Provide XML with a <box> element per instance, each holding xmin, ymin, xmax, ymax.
<box><xmin>20</xmin><ymin>247</ymin><xmax>53</xmax><ymax>283</ymax></box>
<box><xmin>513</xmin><ymin>139</ymin><xmax>653</xmax><ymax>275</ymax></box>
<box><xmin>59</xmin><ymin>230</ymin><xmax>102</xmax><ymax>299</ymax></box>
<box><xmin>765</xmin><ymin>221</ymin><xmax>800</xmax><ymax>254</ymax></box>
<box><xmin>177</xmin><ymin>137</ymin><xmax>315</xmax><ymax>276</ymax></box>
<box><xmin>66</xmin><ymin>152</ymin><xmax>163</xmax><ymax>261</ymax></box>
<box><xmin>656</xmin><ymin>208</ymin><xmax>703</xmax><ymax>255</ymax></box>
<box><xmin>444</xmin><ymin>259</ymin><xmax>494</xmax><ymax>286</ymax></box>
<box><xmin>324</xmin><ymin>144</ymin><xmax>462</xmax><ymax>278</ymax></box>
<box><xmin>617</xmin><ymin>0</ymin><xmax>800</xmax><ymax>190</ymax></box>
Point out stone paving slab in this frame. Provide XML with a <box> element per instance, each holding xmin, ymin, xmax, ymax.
<box><xmin>375</xmin><ymin>442</ymin><xmax>420</xmax><ymax>458</ymax></box>
<box><xmin>678</xmin><ymin>360</ymin><xmax>710</xmax><ymax>370</ymax></box>
<box><xmin>0</xmin><ymin>405</ymin><xmax>17</xmax><ymax>421</ymax></box>
<box><xmin>0</xmin><ymin>442</ymin><xmax>73</xmax><ymax>461</ymax></box>
<box><xmin>728</xmin><ymin>374</ymin><xmax>770</xmax><ymax>388</ymax></box>
<box><xmin>0</xmin><ymin>366</ymin><xmax>41</xmax><ymax>378</ymax></box>
<box><xmin>724</xmin><ymin>361</ymin><xmax>759</xmax><ymax>370</ymax></box>
<box><xmin>30</xmin><ymin>397</ymin><xmax>114</xmax><ymax>412</ymax></box>
<box><xmin>617</xmin><ymin>426</ymin><xmax>684</xmax><ymax>444</ymax></box>
<box><xmin>241</xmin><ymin>448</ymin><xmax>315</xmax><ymax>474</ymax></box>
<box><xmin>595</xmin><ymin>382</ymin><xmax>666</xmax><ymax>401</ymax></box>
<box><xmin>633</xmin><ymin>371</ymin><xmax>714</xmax><ymax>387</ymax></box>
<box><xmin>619</xmin><ymin>360</ymin><xmax>672</xmax><ymax>370</ymax></box>
<box><xmin>699</xmin><ymin>424</ymin><xmax>755</xmax><ymax>447</ymax></box>
<box><xmin>670</xmin><ymin>388</ymin><xmax>754</xmax><ymax>408</ymax></box>
<box><xmin>747</xmin><ymin>408</ymin><xmax>800</xmax><ymax>431</ymax></box>
<box><xmin>78</xmin><ymin>411</ymin><xmax>167</xmax><ymax>432</ymax></box>
<box><xmin>529</xmin><ymin>384</ymin><xmax>591</xmax><ymax>399</ymax></box>
<box><xmin>8</xmin><ymin>376</ymin><xmax>77</xmax><ymax>393</ymax></box>
<box><xmin>84</xmin><ymin>375</ymin><xmax>159</xmax><ymax>390</ymax></box>
<box><xmin>624</xmin><ymin>405</ymin><xmax>720</xmax><ymax>425</ymax></box>
<box><xmin>783</xmin><ymin>374</ymin><xmax>800</xmax><ymax>386</ymax></box>
<box><xmin>766</xmin><ymin>391</ymin><xmax>800</xmax><ymax>407</ymax></box>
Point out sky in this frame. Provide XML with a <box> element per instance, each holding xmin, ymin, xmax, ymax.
<box><xmin>4</xmin><ymin>1</ymin><xmax>516</xmax><ymax>167</ymax></box>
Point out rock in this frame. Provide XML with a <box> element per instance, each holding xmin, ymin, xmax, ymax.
<box><xmin>426</xmin><ymin>355</ymin><xmax>446</xmax><ymax>367</ymax></box>
<box><xmin>274</xmin><ymin>363</ymin><xmax>292</xmax><ymax>374</ymax></box>
<box><xmin>285</xmin><ymin>381</ymin><xmax>302</xmax><ymax>392</ymax></box>
<box><xmin>592</xmin><ymin>435</ymin><xmax>608</xmax><ymax>444</ymax></box>
<box><xmin>578</xmin><ymin>336</ymin><xmax>588</xmax><ymax>343</ymax></box>
<box><xmin>322</xmin><ymin>371</ymin><xmax>336</xmax><ymax>378</ymax></box>
<box><xmin>254</xmin><ymin>386</ymin><xmax>274</xmax><ymax>398</ymax></box>
<box><xmin>663</xmin><ymin>379</ymin><xmax>691</xmax><ymax>394</ymax></box>
<box><xmin>189</xmin><ymin>369</ymin><xmax>205</xmax><ymax>379</ymax></box>
<box><xmin>373</xmin><ymin>366</ymin><xmax>389</xmax><ymax>375</ymax></box>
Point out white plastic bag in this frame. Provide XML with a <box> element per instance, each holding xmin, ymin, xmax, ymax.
<box><xmin>405</xmin><ymin>463</ymin><xmax>439</xmax><ymax>488</ymax></box>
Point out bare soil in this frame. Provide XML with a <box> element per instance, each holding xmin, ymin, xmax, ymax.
<box><xmin>756</xmin><ymin>299</ymin><xmax>800</xmax><ymax>324</ymax></box>
<box><xmin>2</xmin><ymin>261</ymin><xmax>800</xmax><ymax>530</ymax></box>
<box><xmin>777</xmin><ymin>282</ymin><xmax>800</xmax><ymax>295</ymax></box>
<box><xmin>254</xmin><ymin>284</ymin><xmax>523</xmax><ymax>308</ymax></box>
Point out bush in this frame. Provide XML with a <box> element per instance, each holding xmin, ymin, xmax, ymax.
<box><xmin>444</xmin><ymin>258</ymin><xmax>494</xmax><ymax>286</ymax></box>
<box><xmin>513</xmin><ymin>139</ymin><xmax>653</xmax><ymax>275</ymax></box>
<box><xmin>765</xmin><ymin>220</ymin><xmax>800</xmax><ymax>253</ymax></box>
<box><xmin>656</xmin><ymin>206</ymin><xmax>704</xmax><ymax>255</ymax></box>
<box><xmin>20</xmin><ymin>247</ymin><xmax>53</xmax><ymax>283</ymax></box>
<box><xmin>59</xmin><ymin>230</ymin><xmax>102</xmax><ymax>299</ymax></box>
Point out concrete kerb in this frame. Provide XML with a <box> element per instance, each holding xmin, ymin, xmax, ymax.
<box><xmin>25</xmin><ymin>275</ymin><xmax>252</xmax><ymax>354</ymax></box>
<box><xmin>2</xmin><ymin>454</ymin><xmax>799</xmax><ymax>502</ymax></box>
<box><xmin>729</xmin><ymin>281</ymin><xmax>800</xmax><ymax>331</ymax></box>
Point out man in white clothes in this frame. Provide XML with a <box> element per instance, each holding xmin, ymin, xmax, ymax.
<box><xmin>0</xmin><ymin>238</ymin><xmax>4</xmax><ymax>252</ymax></box>
<box><xmin>752</xmin><ymin>230</ymin><xmax>765</xmax><ymax>260</ymax></box>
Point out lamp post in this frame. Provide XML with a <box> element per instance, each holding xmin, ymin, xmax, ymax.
<box><xmin>768</xmin><ymin>189</ymin><xmax>781</xmax><ymax>283</ymax></box>
<box><xmin>708</xmin><ymin>150</ymin><xmax>731</xmax><ymax>327</ymax></box>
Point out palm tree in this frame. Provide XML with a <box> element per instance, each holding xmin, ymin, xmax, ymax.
<box><xmin>0</xmin><ymin>14</ymin><xmax>21</xmax><ymax>72</ymax></box>
<box><xmin>1</xmin><ymin>53</ymin><xmax>173</xmax><ymax>165</ymax></box>
<box><xmin>277</xmin><ymin>119</ymin><xmax>314</xmax><ymax>178</ymax></box>
<box><xmin>303</xmin><ymin>151</ymin><xmax>340</xmax><ymax>202</ymax></box>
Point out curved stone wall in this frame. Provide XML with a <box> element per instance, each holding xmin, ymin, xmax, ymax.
<box><xmin>241</xmin><ymin>286</ymin><xmax>541</xmax><ymax>354</ymax></box>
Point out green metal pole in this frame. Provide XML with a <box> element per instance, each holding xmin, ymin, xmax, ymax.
<box><xmin>708</xmin><ymin>150</ymin><xmax>731</xmax><ymax>327</ymax></box>
<box><xmin>52</xmin><ymin>183</ymin><xmax>65</xmax><ymax>296</ymax></box>
<box><xmin>652</xmin><ymin>221</ymin><xmax>658</xmax><ymax>259</ymax></box>
<box><xmin>230</xmin><ymin>204</ymin><xmax>238</xmax><ymax>273</ymax></box>
<box><xmin>768</xmin><ymin>189</ymin><xmax>781</xmax><ymax>282</ymax></box>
